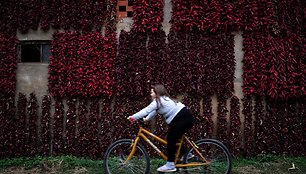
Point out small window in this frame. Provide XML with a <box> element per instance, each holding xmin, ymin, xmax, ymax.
<box><xmin>18</xmin><ymin>41</ymin><xmax>51</xmax><ymax>63</ymax></box>
<box><xmin>127</xmin><ymin>11</ymin><xmax>133</xmax><ymax>17</ymax></box>
<box><xmin>119</xmin><ymin>6</ymin><xmax>126</xmax><ymax>12</ymax></box>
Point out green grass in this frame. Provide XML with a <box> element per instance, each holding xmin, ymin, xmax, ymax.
<box><xmin>0</xmin><ymin>155</ymin><xmax>305</xmax><ymax>174</ymax></box>
<box><xmin>0</xmin><ymin>156</ymin><xmax>103</xmax><ymax>174</ymax></box>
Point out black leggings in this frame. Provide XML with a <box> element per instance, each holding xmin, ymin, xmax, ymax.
<box><xmin>166</xmin><ymin>107</ymin><xmax>195</xmax><ymax>162</ymax></box>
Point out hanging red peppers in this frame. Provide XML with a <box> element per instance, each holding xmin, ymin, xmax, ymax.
<box><xmin>49</xmin><ymin>31</ymin><xmax>115</xmax><ymax>98</ymax></box>
<box><xmin>243</xmin><ymin>31</ymin><xmax>305</xmax><ymax>100</ymax></box>
<box><xmin>132</xmin><ymin>0</ymin><xmax>164</xmax><ymax>32</ymax></box>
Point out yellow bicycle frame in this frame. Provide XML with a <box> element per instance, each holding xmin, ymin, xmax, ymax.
<box><xmin>125</xmin><ymin>126</ymin><xmax>210</xmax><ymax>168</ymax></box>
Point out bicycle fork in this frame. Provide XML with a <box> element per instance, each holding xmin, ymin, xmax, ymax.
<box><xmin>125</xmin><ymin>137</ymin><xmax>140</xmax><ymax>163</ymax></box>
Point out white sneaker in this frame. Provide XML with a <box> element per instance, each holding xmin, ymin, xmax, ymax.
<box><xmin>157</xmin><ymin>164</ymin><xmax>177</xmax><ymax>172</ymax></box>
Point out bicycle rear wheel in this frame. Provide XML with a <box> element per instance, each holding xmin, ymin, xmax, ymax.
<box><xmin>104</xmin><ymin>139</ymin><xmax>150</xmax><ymax>174</ymax></box>
<box><xmin>183</xmin><ymin>139</ymin><xmax>232</xmax><ymax>174</ymax></box>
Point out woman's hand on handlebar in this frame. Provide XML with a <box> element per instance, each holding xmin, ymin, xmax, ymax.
<box><xmin>127</xmin><ymin>116</ymin><xmax>135</xmax><ymax>123</ymax></box>
<box><xmin>127</xmin><ymin>116</ymin><xmax>148</xmax><ymax>125</ymax></box>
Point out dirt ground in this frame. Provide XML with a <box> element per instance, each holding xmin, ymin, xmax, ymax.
<box><xmin>233</xmin><ymin>161</ymin><xmax>306</xmax><ymax>174</ymax></box>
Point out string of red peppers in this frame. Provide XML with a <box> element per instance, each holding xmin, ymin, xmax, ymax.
<box><xmin>0</xmin><ymin>95</ymin><xmax>15</xmax><ymax>158</ymax></box>
<box><xmin>0</xmin><ymin>1</ymin><xmax>18</xmax><ymax>33</ymax></box>
<box><xmin>94</xmin><ymin>0</ymin><xmax>107</xmax><ymax>31</ymax></box>
<box><xmin>100</xmin><ymin>97</ymin><xmax>112</xmax><ymax>158</ymax></box>
<box><xmin>0</xmin><ymin>34</ymin><xmax>18</xmax><ymax>96</ymax></box>
<box><xmin>275</xmin><ymin>0</ymin><xmax>305</xmax><ymax>35</ymax></box>
<box><xmin>100</xmin><ymin>0</ymin><xmax>117</xmax><ymax>156</ymax></box>
<box><xmin>293</xmin><ymin>99</ymin><xmax>304</xmax><ymax>156</ymax></box>
<box><xmin>16</xmin><ymin>0</ymin><xmax>41</xmax><ymax>34</ymax></box>
<box><xmin>183</xmin><ymin>97</ymin><xmax>203</xmax><ymax>140</ymax></box>
<box><xmin>41</xmin><ymin>0</ymin><xmax>61</xmax><ymax>30</ymax></box>
<box><xmin>265</xmin><ymin>99</ymin><xmax>283</xmax><ymax>155</ymax></box>
<box><xmin>267</xmin><ymin>99</ymin><xmax>300</xmax><ymax>156</ymax></box>
<box><xmin>167</xmin><ymin>30</ymin><xmax>235</xmax><ymax>96</ymax></box>
<box><xmin>112</xmin><ymin>98</ymin><xmax>148</xmax><ymax>141</ymax></box>
<box><xmin>115</xmin><ymin>30</ymin><xmax>148</xmax><ymax>98</ymax></box>
<box><xmin>213</xmin><ymin>33</ymin><xmax>235</xmax><ymax>97</ymax></box>
<box><xmin>15</xmin><ymin>93</ymin><xmax>27</xmax><ymax>157</ymax></box>
<box><xmin>242</xmin><ymin>96</ymin><xmax>254</xmax><ymax>156</ymax></box>
<box><xmin>167</xmin><ymin>30</ymin><xmax>188</xmax><ymax>94</ymax></box>
<box><xmin>147</xmin><ymin>30</ymin><xmax>167</xmax><ymax>86</ymax></box>
<box><xmin>41</xmin><ymin>95</ymin><xmax>51</xmax><ymax>156</ymax></box>
<box><xmin>253</xmin><ymin>96</ymin><xmax>265</xmax><ymax>155</ymax></box>
<box><xmin>52</xmin><ymin>99</ymin><xmax>64</xmax><ymax>156</ymax></box>
<box><xmin>217</xmin><ymin>96</ymin><xmax>228</xmax><ymax>145</ymax></box>
<box><xmin>185</xmin><ymin>31</ymin><xmax>204</xmax><ymax>95</ymax></box>
<box><xmin>113</xmin><ymin>29</ymin><xmax>150</xmax><ymax>141</ymax></box>
<box><xmin>229</xmin><ymin>96</ymin><xmax>241</xmax><ymax>157</ymax></box>
<box><xmin>60</xmin><ymin>0</ymin><xmax>75</xmax><ymax>30</ymax></box>
<box><xmin>202</xmin><ymin>96</ymin><xmax>213</xmax><ymax>138</ymax></box>
<box><xmin>64</xmin><ymin>98</ymin><xmax>77</xmax><ymax>155</ymax></box>
<box><xmin>295</xmin><ymin>99</ymin><xmax>305</xmax><ymax>156</ymax></box>
<box><xmin>26</xmin><ymin>93</ymin><xmax>39</xmax><ymax>157</ymax></box>
<box><xmin>76</xmin><ymin>99</ymin><xmax>89</xmax><ymax>157</ymax></box>
<box><xmin>87</xmin><ymin>98</ymin><xmax>100</xmax><ymax>159</ymax></box>
<box><xmin>0</xmin><ymin>33</ymin><xmax>17</xmax><ymax>157</ymax></box>
<box><xmin>132</xmin><ymin>0</ymin><xmax>163</xmax><ymax>32</ymax></box>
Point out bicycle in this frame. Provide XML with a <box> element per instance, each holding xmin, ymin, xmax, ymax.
<box><xmin>104</xmin><ymin>119</ymin><xmax>232</xmax><ymax>174</ymax></box>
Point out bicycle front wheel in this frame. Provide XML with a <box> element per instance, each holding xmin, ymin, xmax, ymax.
<box><xmin>183</xmin><ymin>139</ymin><xmax>232</xmax><ymax>174</ymax></box>
<box><xmin>103</xmin><ymin>139</ymin><xmax>150</xmax><ymax>174</ymax></box>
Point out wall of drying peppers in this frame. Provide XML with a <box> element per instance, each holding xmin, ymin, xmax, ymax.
<box><xmin>170</xmin><ymin>0</ymin><xmax>275</xmax><ymax>32</ymax></box>
<box><xmin>0</xmin><ymin>0</ymin><xmax>108</xmax><ymax>33</ymax></box>
<box><xmin>242</xmin><ymin>31</ymin><xmax>305</xmax><ymax>100</ymax></box>
<box><xmin>48</xmin><ymin>31</ymin><xmax>115</xmax><ymax>98</ymax></box>
<box><xmin>0</xmin><ymin>0</ymin><xmax>305</xmax><ymax>158</ymax></box>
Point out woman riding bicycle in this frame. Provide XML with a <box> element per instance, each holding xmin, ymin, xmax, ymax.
<box><xmin>128</xmin><ymin>84</ymin><xmax>195</xmax><ymax>172</ymax></box>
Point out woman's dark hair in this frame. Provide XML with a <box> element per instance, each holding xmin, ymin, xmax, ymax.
<box><xmin>152</xmin><ymin>84</ymin><xmax>170</xmax><ymax>97</ymax></box>
<box><xmin>152</xmin><ymin>84</ymin><xmax>171</xmax><ymax>109</ymax></box>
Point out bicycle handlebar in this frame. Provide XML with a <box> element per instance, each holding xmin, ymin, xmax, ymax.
<box><xmin>129</xmin><ymin>118</ymin><xmax>146</xmax><ymax>127</ymax></box>
<box><xmin>137</xmin><ymin>118</ymin><xmax>146</xmax><ymax>127</ymax></box>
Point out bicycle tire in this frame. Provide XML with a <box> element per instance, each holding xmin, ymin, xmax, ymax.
<box><xmin>104</xmin><ymin>139</ymin><xmax>150</xmax><ymax>174</ymax></box>
<box><xmin>183</xmin><ymin>139</ymin><xmax>232</xmax><ymax>174</ymax></box>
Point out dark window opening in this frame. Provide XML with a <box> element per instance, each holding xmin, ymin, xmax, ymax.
<box><xmin>21</xmin><ymin>44</ymin><xmax>40</xmax><ymax>62</ymax></box>
<box><xmin>19</xmin><ymin>41</ymin><xmax>51</xmax><ymax>63</ymax></box>
<box><xmin>119</xmin><ymin>6</ymin><xmax>126</xmax><ymax>12</ymax></box>
<box><xmin>127</xmin><ymin>11</ymin><xmax>133</xmax><ymax>17</ymax></box>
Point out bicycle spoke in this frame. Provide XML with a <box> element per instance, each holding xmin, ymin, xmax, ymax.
<box><xmin>129</xmin><ymin>165</ymin><xmax>146</xmax><ymax>174</ymax></box>
<box><xmin>183</xmin><ymin>139</ymin><xmax>231</xmax><ymax>174</ymax></box>
<box><xmin>104</xmin><ymin>139</ymin><xmax>150</xmax><ymax>174</ymax></box>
